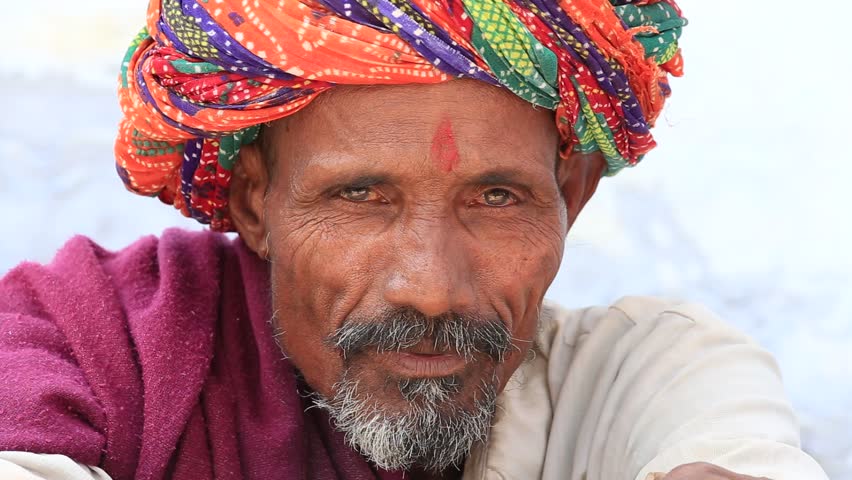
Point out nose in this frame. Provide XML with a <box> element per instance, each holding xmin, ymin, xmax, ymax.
<box><xmin>381</xmin><ymin>219</ymin><xmax>476</xmax><ymax>317</ymax></box>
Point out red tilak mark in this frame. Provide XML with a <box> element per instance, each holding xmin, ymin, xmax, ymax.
<box><xmin>430</xmin><ymin>118</ymin><xmax>461</xmax><ymax>173</ymax></box>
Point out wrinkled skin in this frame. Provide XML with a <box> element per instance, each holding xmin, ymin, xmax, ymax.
<box><xmin>228</xmin><ymin>80</ymin><xmax>760</xmax><ymax>480</ymax></box>
<box><xmin>230</xmin><ymin>80</ymin><xmax>602</xmax><ymax>408</ymax></box>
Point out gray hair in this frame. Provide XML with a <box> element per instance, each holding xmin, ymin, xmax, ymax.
<box><xmin>313</xmin><ymin>307</ymin><xmax>511</xmax><ymax>472</ymax></box>
<box><xmin>327</xmin><ymin>308</ymin><xmax>511</xmax><ymax>363</ymax></box>
<box><xmin>313</xmin><ymin>371</ymin><xmax>498</xmax><ymax>472</ymax></box>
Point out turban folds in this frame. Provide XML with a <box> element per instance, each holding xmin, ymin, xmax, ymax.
<box><xmin>116</xmin><ymin>0</ymin><xmax>687</xmax><ymax>231</ymax></box>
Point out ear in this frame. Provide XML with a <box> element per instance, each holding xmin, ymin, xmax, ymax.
<box><xmin>229</xmin><ymin>142</ymin><xmax>270</xmax><ymax>258</ymax></box>
<box><xmin>556</xmin><ymin>150</ymin><xmax>607</xmax><ymax>231</ymax></box>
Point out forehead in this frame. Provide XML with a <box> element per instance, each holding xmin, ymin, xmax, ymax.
<box><xmin>266</xmin><ymin>80</ymin><xmax>560</xmax><ymax>177</ymax></box>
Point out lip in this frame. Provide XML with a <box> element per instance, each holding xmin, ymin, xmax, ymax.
<box><xmin>377</xmin><ymin>351</ymin><xmax>468</xmax><ymax>378</ymax></box>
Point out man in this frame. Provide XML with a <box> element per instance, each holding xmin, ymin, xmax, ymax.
<box><xmin>0</xmin><ymin>0</ymin><xmax>829</xmax><ymax>479</ymax></box>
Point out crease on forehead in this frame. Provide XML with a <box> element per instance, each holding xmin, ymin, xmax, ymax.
<box><xmin>260</xmin><ymin>81</ymin><xmax>559</xmax><ymax>175</ymax></box>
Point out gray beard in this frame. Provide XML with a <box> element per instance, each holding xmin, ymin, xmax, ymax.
<box><xmin>312</xmin><ymin>371</ymin><xmax>499</xmax><ymax>472</ymax></box>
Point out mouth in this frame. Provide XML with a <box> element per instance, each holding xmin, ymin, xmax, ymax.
<box><xmin>375</xmin><ymin>340</ymin><xmax>469</xmax><ymax>378</ymax></box>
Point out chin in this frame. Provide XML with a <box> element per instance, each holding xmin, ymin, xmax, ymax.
<box><xmin>312</xmin><ymin>356</ymin><xmax>501</xmax><ymax>472</ymax></box>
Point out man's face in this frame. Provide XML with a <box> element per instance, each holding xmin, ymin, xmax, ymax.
<box><xmin>231</xmin><ymin>80</ymin><xmax>602</xmax><ymax>471</ymax></box>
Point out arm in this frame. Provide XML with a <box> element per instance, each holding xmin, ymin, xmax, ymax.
<box><xmin>620</xmin><ymin>301</ymin><xmax>827</xmax><ymax>480</ymax></box>
<box><xmin>543</xmin><ymin>297</ymin><xmax>828</xmax><ymax>480</ymax></box>
<box><xmin>0</xmin><ymin>237</ymin><xmax>140</xmax><ymax>477</ymax></box>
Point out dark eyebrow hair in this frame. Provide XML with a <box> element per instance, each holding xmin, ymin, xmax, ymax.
<box><xmin>470</xmin><ymin>169</ymin><xmax>542</xmax><ymax>190</ymax></box>
<box><xmin>342</xmin><ymin>174</ymin><xmax>390</xmax><ymax>189</ymax></box>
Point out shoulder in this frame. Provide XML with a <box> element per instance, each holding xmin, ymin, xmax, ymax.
<box><xmin>541</xmin><ymin>295</ymin><xmax>741</xmax><ymax>331</ymax></box>
<box><xmin>537</xmin><ymin>295</ymin><xmax>755</xmax><ymax>358</ymax></box>
<box><xmin>2</xmin><ymin>228</ymin><xmax>231</xmax><ymax>279</ymax></box>
<box><xmin>534</xmin><ymin>296</ymin><xmax>780</xmax><ymax>435</ymax></box>
<box><xmin>1</xmin><ymin>228</ymin><xmax>234</xmax><ymax>311</ymax></box>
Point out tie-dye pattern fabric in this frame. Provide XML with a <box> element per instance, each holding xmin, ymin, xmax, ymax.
<box><xmin>116</xmin><ymin>0</ymin><xmax>686</xmax><ymax>231</ymax></box>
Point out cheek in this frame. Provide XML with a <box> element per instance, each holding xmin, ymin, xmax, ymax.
<box><xmin>471</xmin><ymin>209</ymin><xmax>566</xmax><ymax>305</ymax></box>
<box><xmin>468</xmin><ymin>210</ymin><xmax>565</xmax><ymax>382</ymax></box>
<box><xmin>265</xmin><ymin>208</ymin><xmax>389</xmax><ymax>397</ymax></box>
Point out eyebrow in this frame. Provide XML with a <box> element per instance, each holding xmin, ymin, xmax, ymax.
<box><xmin>470</xmin><ymin>169</ymin><xmax>542</xmax><ymax>191</ymax></box>
<box><xmin>342</xmin><ymin>174</ymin><xmax>390</xmax><ymax>189</ymax></box>
<box><xmin>317</xmin><ymin>168</ymin><xmax>550</xmax><ymax>196</ymax></box>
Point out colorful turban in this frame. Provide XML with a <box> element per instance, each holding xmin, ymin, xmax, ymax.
<box><xmin>116</xmin><ymin>0</ymin><xmax>687</xmax><ymax>231</ymax></box>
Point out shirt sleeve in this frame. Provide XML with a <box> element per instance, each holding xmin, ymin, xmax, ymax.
<box><xmin>0</xmin><ymin>452</ymin><xmax>112</xmax><ymax>480</ymax></box>
<box><xmin>542</xmin><ymin>297</ymin><xmax>829</xmax><ymax>480</ymax></box>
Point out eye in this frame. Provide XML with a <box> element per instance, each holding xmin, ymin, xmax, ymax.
<box><xmin>480</xmin><ymin>188</ymin><xmax>517</xmax><ymax>207</ymax></box>
<box><xmin>339</xmin><ymin>186</ymin><xmax>382</xmax><ymax>203</ymax></box>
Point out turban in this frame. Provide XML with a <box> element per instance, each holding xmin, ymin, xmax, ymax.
<box><xmin>116</xmin><ymin>0</ymin><xmax>687</xmax><ymax>231</ymax></box>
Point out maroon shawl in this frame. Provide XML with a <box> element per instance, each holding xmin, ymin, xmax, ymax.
<box><xmin>0</xmin><ymin>228</ymin><xmax>403</xmax><ymax>480</ymax></box>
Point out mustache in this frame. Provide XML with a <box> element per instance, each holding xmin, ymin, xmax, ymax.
<box><xmin>327</xmin><ymin>307</ymin><xmax>511</xmax><ymax>362</ymax></box>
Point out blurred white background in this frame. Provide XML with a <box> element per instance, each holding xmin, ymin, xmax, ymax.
<box><xmin>0</xmin><ymin>0</ymin><xmax>850</xmax><ymax>477</ymax></box>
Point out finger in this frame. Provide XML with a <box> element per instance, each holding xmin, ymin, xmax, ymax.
<box><xmin>658</xmin><ymin>462</ymin><xmax>767</xmax><ymax>479</ymax></box>
<box><xmin>644</xmin><ymin>473</ymin><xmax>667</xmax><ymax>480</ymax></box>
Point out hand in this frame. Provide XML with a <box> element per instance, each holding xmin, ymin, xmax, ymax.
<box><xmin>645</xmin><ymin>462</ymin><xmax>771</xmax><ymax>480</ymax></box>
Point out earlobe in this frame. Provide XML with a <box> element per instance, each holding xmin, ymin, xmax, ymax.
<box><xmin>556</xmin><ymin>150</ymin><xmax>606</xmax><ymax>230</ymax></box>
<box><xmin>229</xmin><ymin>142</ymin><xmax>270</xmax><ymax>257</ymax></box>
